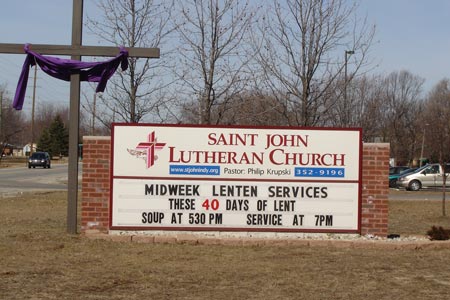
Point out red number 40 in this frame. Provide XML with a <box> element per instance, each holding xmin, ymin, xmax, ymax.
<box><xmin>202</xmin><ymin>199</ymin><xmax>219</xmax><ymax>210</ymax></box>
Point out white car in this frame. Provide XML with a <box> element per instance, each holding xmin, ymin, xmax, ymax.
<box><xmin>397</xmin><ymin>163</ymin><xmax>450</xmax><ymax>191</ymax></box>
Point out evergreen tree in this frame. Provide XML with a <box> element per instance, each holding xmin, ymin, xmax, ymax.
<box><xmin>49</xmin><ymin>115</ymin><xmax>69</xmax><ymax>157</ymax></box>
<box><xmin>37</xmin><ymin>128</ymin><xmax>51</xmax><ymax>153</ymax></box>
<box><xmin>37</xmin><ymin>115</ymin><xmax>69</xmax><ymax>157</ymax></box>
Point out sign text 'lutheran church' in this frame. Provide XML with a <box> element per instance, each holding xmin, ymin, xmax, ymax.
<box><xmin>111</xmin><ymin>124</ymin><xmax>362</xmax><ymax>233</ymax></box>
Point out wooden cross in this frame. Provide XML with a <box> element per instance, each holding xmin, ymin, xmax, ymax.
<box><xmin>0</xmin><ymin>0</ymin><xmax>159</xmax><ymax>234</ymax></box>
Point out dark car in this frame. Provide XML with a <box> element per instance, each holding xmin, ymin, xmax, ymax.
<box><xmin>28</xmin><ymin>152</ymin><xmax>51</xmax><ymax>169</ymax></box>
<box><xmin>389</xmin><ymin>168</ymin><xmax>417</xmax><ymax>188</ymax></box>
<box><xmin>389</xmin><ymin>166</ymin><xmax>410</xmax><ymax>175</ymax></box>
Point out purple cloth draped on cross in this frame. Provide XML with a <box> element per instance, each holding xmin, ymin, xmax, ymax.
<box><xmin>13</xmin><ymin>43</ymin><xmax>129</xmax><ymax>110</ymax></box>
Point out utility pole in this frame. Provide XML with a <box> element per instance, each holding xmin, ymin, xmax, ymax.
<box><xmin>30</xmin><ymin>64</ymin><xmax>38</xmax><ymax>155</ymax></box>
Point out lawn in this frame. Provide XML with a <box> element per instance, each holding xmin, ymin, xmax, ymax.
<box><xmin>1</xmin><ymin>191</ymin><xmax>450</xmax><ymax>299</ymax></box>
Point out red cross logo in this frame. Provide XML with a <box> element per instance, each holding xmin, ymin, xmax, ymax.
<box><xmin>135</xmin><ymin>131</ymin><xmax>166</xmax><ymax>168</ymax></box>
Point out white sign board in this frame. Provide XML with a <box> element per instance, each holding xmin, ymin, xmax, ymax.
<box><xmin>111</xmin><ymin>124</ymin><xmax>362</xmax><ymax>233</ymax></box>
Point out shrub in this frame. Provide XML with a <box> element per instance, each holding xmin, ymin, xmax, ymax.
<box><xmin>427</xmin><ymin>226</ymin><xmax>450</xmax><ymax>240</ymax></box>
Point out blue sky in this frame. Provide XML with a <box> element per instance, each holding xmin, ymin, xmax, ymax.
<box><xmin>358</xmin><ymin>0</ymin><xmax>450</xmax><ymax>91</ymax></box>
<box><xmin>1</xmin><ymin>0</ymin><xmax>449</xmax><ymax>114</ymax></box>
<box><xmin>0</xmin><ymin>1</ymin><xmax>96</xmax><ymax>114</ymax></box>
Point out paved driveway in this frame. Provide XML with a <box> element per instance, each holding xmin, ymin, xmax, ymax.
<box><xmin>0</xmin><ymin>163</ymin><xmax>81</xmax><ymax>196</ymax></box>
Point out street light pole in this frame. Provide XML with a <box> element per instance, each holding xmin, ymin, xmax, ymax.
<box><xmin>420</xmin><ymin>124</ymin><xmax>429</xmax><ymax>167</ymax></box>
<box><xmin>344</xmin><ymin>50</ymin><xmax>354</xmax><ymax>126</ymax></box>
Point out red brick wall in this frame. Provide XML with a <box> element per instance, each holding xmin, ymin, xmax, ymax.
<box><xmin>81</xmin><ymin>137</ymin><xmax>111</xmax><ymax>233</ymax></box>
<box><xmin>81</xmin><ymin>137</ymin><xmax>390</xmax><ymax>237</ymax></box>
<box><xmin>361</xmin><ymin>143</ymin><xmax>390</xmax><ymax>237</ymax></box>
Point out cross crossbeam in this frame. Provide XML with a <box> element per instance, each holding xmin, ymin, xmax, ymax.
<box><xmin>0</xmin><ymin>0</ymin><xmax>159</xmax><ymax>234</ymax></box>
<box><xmin>0</xmin><ymin>43</ymin><xmax>159</xmax><ymax>58</ymax></box>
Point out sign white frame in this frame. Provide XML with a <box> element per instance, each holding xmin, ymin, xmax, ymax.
<box><xmin>110</xmin><ymin>124</ymin><xmax>362</xmax><ymax>233</ymax></box>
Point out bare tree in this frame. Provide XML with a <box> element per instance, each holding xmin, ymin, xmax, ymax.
<box><xmin>216</xmin><ymin>92</ymin><xmax>292</xmax><ymax>126</ymax></box>
<box><xmin>379</xmin><ymin>71</ymin><xmax>424</xmax><ymax>165</ymax></box>
<box><xmin>32</xmin><ymin>103</ymin><xmax>69</xmax><ymax>143</ymax></box>
<box><xmin>182</xmin><ymin>91</ymin><xmax>289</xmax><ymax>126</ymax></box>
<box><xmin>86</xmin><ymin>0</ymin><xmax>176</xmax><ymax>123</ymax></box>
<box><xmin>328</xmin><ymin>74</ymin><xmax>384</xmax><ymax>138</ymax></box>
<box><xmin>422</xmin><ymin>79</ymin><xmax>450</xmax><ymax>216</ymax></box>
<box><xmin>0</xmin><ymin>89</ymin><xmax>27</xmax><ymax>160</ymax></box>
<box><xmin>423</xmin><ymin>79</ymin><xmax>450</xmax><ymax>164</ymax></box>
<box><xmin>325</xmin><ymin>70</ymin><xmax>423</xmax><ymax>166</ymax></box>
<box><xmin>173</xmin><ymin>0</ymin><xmax>256</xmax><ymax>124</ymax></box>
<box><xmin>252</xmin><ymin>0</ymin><xmax>374</xmax><ymax>126</ymax></box>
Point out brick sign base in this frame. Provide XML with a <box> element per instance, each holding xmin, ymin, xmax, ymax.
<box><xmin>81</xmin><ymin>136</ymin><xmax>389</xmax><ymax>238</ymax></box>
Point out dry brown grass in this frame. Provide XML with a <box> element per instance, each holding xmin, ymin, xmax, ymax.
<box><xmin>1</xmin><ymin>191</ymin><xmax>450</xmax><ymax>299</ymax></box>
<box><xmin>389</xmin><ymin>199</ymin><xmax>450</xmax><ymax>236</ymax></box>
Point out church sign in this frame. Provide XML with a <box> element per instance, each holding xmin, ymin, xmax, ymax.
<box><xmin>111</xmin><ymin>124</ymin><xmax>362</xmax><ymax>233</ymax></box>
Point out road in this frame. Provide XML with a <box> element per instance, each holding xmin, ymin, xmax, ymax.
<box><xmin>0</xmin><ymin>164</ymin><xmax>447</xmax><ymax>201</ymax></box>
<box><xmin>0</xmin><ymin>163</ymin><xmax>81</xmax><ymax>196</ymax></box>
